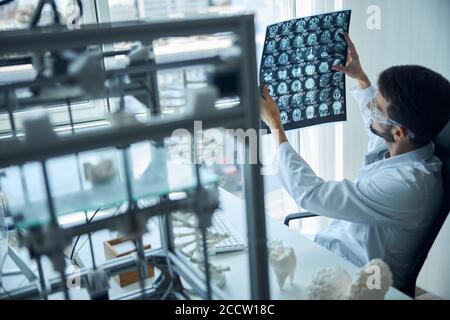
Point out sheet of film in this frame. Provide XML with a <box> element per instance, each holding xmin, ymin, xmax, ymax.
<box><xmin>260</xmin><ymin>10</ymin><xmax>351</xmax><ymax>131</ymax></box>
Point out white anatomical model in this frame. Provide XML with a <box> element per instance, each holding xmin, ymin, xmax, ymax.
<box><xmin>84</xmin><ymin>158</ymin><xmax>116</xmax><ymax>183</ymax></box>
<box><xmin>345</xmin><ymin>259</ymin><xmax>393</xmax><ymax>300</ymax></box>
<box><xmin>307</xmin><ymin>267</ymin><xmax>352</xmax><ymax>300</ymax></box>
<box><xmin>171</xmin><ymin>212</ymin><xmax>231</xmax><ymax>288</ymax></box>
<box><xmin>307</xmin><ymin>259</ymin><xmax>393</xmax><ymax>300</ymax></box>
<box><xmin>268</xmin><ymin>240</ymin><xmax>297</xmax><ymax>290</ymax></box>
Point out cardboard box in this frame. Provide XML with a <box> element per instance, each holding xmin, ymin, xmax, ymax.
<box><xmin>103</xmin><ymin>237</ymin><xmax>154</xmax><ymax>287</ymax></box>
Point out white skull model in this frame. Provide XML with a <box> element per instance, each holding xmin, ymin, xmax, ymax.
<box><xmin>319</xmin><ymin>103</ymin><xmax>329</xmax><ymax>117</ymax></box>
<box><xmin>332</xmin><ymin>101</ymin><xmax>342</xmax><ymax>114</ymax></box>
<box><xmin>307</xmin><ymin>259</ymin><xmax>393</xmax><ymax>300</ymax></box>
<box><xmin>268</xmin><ymin>240</ymin><xmax>297</xmax><ymax>290</ymax></box>
<box><xmin>306</xmin><ymin>106</ymin><xmax>315</xmax><ymax>119</ymax></box>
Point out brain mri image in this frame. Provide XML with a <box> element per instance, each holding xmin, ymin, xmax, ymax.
<box><xmin>336</xmin><ymin>12</ymin><xmax>347</xmax><ymax>26</ymax></box>
<box><xmin>278</xmin><ymin>68</ymin><xmax>288</xmax><ymax>80</ymax></box>
<box><xmin>293</xmin><ymin>35</ymin><xmax>304</xmax><ymax>48</ymax></box>
<box><xmin>278</xmin><ymin>95</ymin><xmax>290</xmax><ymax>108</ymax></box>
<box><xmin>320</xmin><ymin>74</ymin><xmax>330</xmax><ymax>87</ymax></box>
<box><xmin>306</xmin><ymin>106</ymin><xmax>316</xmax><ymax>119</ymax></box>
<box><xmin>322</xmin><ymin>15</ymin><xmax>333</xmax><ymax>28</ymax></box>
<box><xmin>320</xmin><ymin>30</ymin><xmax>332</xmax><ymax>43</ymax></box>
<box><xmin>334</xmin><ymin>28</ymin><xmax>345</xmax><ymax>42</ymax></box>
<box><xmin>309</xmin><ymin>17</ymin><xmax>320</xmax><ymax>31</ymax></box>
<box><xmin>282</xmin><ymin>22</ymin><xmax>293</xmax><ymax>35</ymax></box>
<box><xmin>264</xmin><ymin>71</ymin><xmax>274</xmax><ymax>82</ymax></box>
<box><xmin>295</xmin><ymin>20</ymin><xmax>307</xmax><ymax>32</ymax></box>
<box><xmin>305</xmin><ymin>91</ymin><xmax>317</xmax><ymax>105</ymax></box>
<box><xmin>264</xmin><ymin>55</ymin><xmax>275</xmax><ymax>67</ymax></box>
<box><xmin>278</xmin><ymin>52</ymin><xmax>289</xmax><ymax>64</ymax></box>
<box><xmin>266</xmin><ymin>40</ymin><xmax>276</xmax><ymax>53</ymax></box>
<box><xmin>292</xmin><ymin>108</ymin><xmax>302</xmax><ymax>121</ymax></box>
<box><xmin>305</xmin><ymin>63</ymin><xmax>316</xmax><ymax>75</ymax></box>
<box><xmin>307</xmin><ymin>33</ymin><xmax>319</xmax><ymax>46</ymax></box>
<box><xmin>305</xmin><ymin>78</ymin><xmax>315</xmax><ymax>90</ymax></box>
<box><xmin>280</xmin><ymin>37</ymin><xmax>290</xmax><ymax>50</ymax></box>
<box><xmin>291</xmin><ymin>80</ymin><xmax>302</xmax><ymax>92</ymax></box>
<box><xmin>333</xmin><ymin>87</ymin><xmax>342</xmax><ymax>100</ymax></box>
<box><xmin>319</xmin><ymin>88</ymin><xmax>330</xmax><ymax>102</ymax></box>
<box><xmin>280</xmin><ymin>111</ymin><xmax>289</xmax><ymax>124</ymax></box>
<box><xmin>333</xmin><ymin>71</ymin><xmax>344</xmax><ymax>85</ymax></box>
<box><xmin>319</xmin><ymin>103</ymin><xmax>329</xmax><ymax>117</ymax></box>
<box><xmin>260</xmin><ymin>10</ymin><xmax>351</xmax><ymax>131</ymax></box>
<box><xmin>292</xmin><ymin>66</ymin><xmax>302</xmax><ymax>77</ymax></box>
<box><xmin>305</xmin><ymin>47</ymin><xmax>317</xmax><ymax>60</ymax></box>
<box><xmin>291</xmin><ymin>49</ymin><xmax>303</xmax><ymax>64</ymax></box>
<box><xmin>292</xmin><ymin>93</ymin><xmax>303</xmax><ymax>106</ymax></box>
<box><xmin>268</xmin><ymin>25</ymin><xmax>279</xmax><ymax>38</ymax></box>
<box><xmin>319</xmin><ymin>45</ymin><xmax>330</xmax><ymax>58</ymax></box>
<box><xmin>333</xmin><ymin>101</ymin><xmax>343</xmax><ymax>114</ymax></box>
<box><xmin>319</xmin><ymin>61</ymin><xmax>329</xmax><ymax>73</ymax></box>
<box><xmin>277</xmin><ymin>82</ymin><xmax>288</xmax><ymax>95</ymax></box>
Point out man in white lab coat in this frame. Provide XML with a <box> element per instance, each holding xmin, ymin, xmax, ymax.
<box><xmin>260</xmin><ymin>33</ymin><xmax>450</xmax><ymax>290</ymax></box>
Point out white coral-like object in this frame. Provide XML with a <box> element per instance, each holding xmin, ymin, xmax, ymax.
<box><xmin>345</xmin><ymin>259</ymin><xmax>393</xmax><ymax>300</ymax></box>
<box><xmin>307</xmin><ymin>267</ymin><xmax>352</xmax><ymax>300</ymax></box>
<box><xmin>307</xmin><ymin>259</ymin><xmax>393</xmax><ymax>300</ymax></box>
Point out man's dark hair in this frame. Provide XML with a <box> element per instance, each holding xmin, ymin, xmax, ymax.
<box><xmin>378</xmin><ymin>65</ymin><xmax>450</xmax><ymax>146</ymax></box>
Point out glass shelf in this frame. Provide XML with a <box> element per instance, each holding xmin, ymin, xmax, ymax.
<box><xmin>0</xmin><ymin>141</ymin><xmax>217</xmax><ymax>229</ymax></box>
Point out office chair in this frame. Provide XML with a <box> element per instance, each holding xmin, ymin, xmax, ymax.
<box><xmin>284</xmin><ymin>120</ymin><xmax>450</xmax><ymax>298</ymax></box>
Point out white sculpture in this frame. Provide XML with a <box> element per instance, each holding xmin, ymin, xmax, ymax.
<box><xmin>345</xmin><ymin>259</ymin><xmax>393</xmax><ymax>300</ymax></box>
<box><xmin>84</xmin><ymin>158</ymin><xmax>116</xmax><ymax>183</ymax></box>
<box><xmin>307</xmin><ymin>259</ymin><xmax>393</xmax><ymax>300</ymax></box>
<box><xmin>267</xmin><ymin>240</ymin><xmax>297</xmax><ymax>290</ymax></box>
<box><xmin>307</xmin><ymin>266</ymin><xmax>352</xmax><ymax>300</ymax></box>
<box><xmin>171</xmin><ymin>212</ymin><xmax>231</xmax><ymax>289</ymax></box>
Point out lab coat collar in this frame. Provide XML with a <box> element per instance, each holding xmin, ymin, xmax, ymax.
<box><xmin>362</xmin><ymin>142</ymin><xmax>435</xmax><ymax>172</ymax></box>
<box><xmin>384</xmin><ymin>141</ymin><xmax>435</xmax><ymax>164</ymax></box>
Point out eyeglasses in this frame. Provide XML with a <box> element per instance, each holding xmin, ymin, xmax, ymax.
<box><xmin>369</xmin><ymin>98</ymin><xmax>415</xmax><ymax>139</ymax></box>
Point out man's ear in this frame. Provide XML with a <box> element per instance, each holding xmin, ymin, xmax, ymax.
<box><xmin>393</xmin><ymin>126</ymin><xmax>409</xmax><ymax>141</ymax></box>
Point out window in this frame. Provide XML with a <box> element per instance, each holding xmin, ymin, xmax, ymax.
<box><xmin>0</xmin><ymin>0</ymin><xmax>109</xmax><ymax>136</ymax></box>
<box><xmin>0</xmin><ymin>0</ymin><xmax>344</xmax><ymax>236</ymax></box>
<box><xmin>101</xmin><ymin>0</ymin><xmax>344</xmax><ymax>236</ymax></box>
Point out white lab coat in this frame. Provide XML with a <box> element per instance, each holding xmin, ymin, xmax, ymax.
<box><xmin>277</xmin><ymin>84</ymin><xmax>443</xmax><ymax>288</ymax></box>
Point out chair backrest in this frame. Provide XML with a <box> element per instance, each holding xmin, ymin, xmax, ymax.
<box><xmin>400</xmin><ymin>120</ymin><xmax>450</xmax><ymax>297</ymax></box>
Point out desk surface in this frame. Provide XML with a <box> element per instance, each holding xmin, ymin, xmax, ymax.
<box><xmin>2</xmin><ymin>188</ymin><xmax>410</xmax><ymax>300</ymax></box>
<box><xmin>210</xmin><ymin>189</ymin><xmax>410</xmax><ymax>300</ymax></box>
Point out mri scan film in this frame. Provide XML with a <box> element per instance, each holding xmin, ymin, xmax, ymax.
<box><xmin>260</xmin><ymin>10</ymin><xmax>351</xmax><ymax>131</ymax></box>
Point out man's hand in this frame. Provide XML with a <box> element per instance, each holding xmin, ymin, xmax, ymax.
<box><xmin>332</xmin><ymin>32</ymin><xmax>371</xmax><ymax>89</ymax></box>
<box><xmin>260</xmin><ymin>85</ymin><xmax>288</xmax><ymax>145</ymax></box>
<box><xmin>260</xmin><ymin>85</ymin><xmax>281</xmax><ymax>129</ymax></box>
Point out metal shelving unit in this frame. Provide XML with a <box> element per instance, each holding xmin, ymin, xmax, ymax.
<box><xmin>0</xmin><ymin>13</ymin><xmax>269</xmax><ymax>300</ymax></box>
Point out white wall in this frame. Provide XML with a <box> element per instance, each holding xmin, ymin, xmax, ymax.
<box><xmin>341</xmin><ymin>0</ymin><xmax>450</xmax><ymax>299</ymax></box>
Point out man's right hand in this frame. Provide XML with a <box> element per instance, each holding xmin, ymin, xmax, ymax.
<box><xmin>332</xmin><ymin>32</ymin><xmax>371</xmax><ymax>89</ymax></box>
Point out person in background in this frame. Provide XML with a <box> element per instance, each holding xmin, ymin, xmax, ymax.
<box><xmin>260</xmin><ymin>32</ymin><xmax>450</xmax><ymax>289</ymax></box>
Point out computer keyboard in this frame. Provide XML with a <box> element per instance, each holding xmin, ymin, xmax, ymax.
<box><xmin>209</xmin><ymin>211</ymin><xmax>246</xmax><ymax>254</ymax></box>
